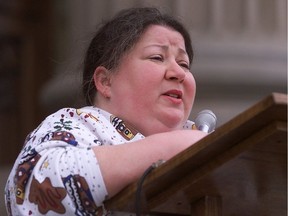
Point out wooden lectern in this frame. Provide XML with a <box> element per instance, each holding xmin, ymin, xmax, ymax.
<box><xmin>105</xmin><ymin>93</ymin><xmax>287</xmax><ymax>216</ymax></box>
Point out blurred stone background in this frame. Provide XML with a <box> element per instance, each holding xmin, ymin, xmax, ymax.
<box><xmin>0</xmin><ymin>0</ymin><xmax>286</xmax><ymax>214</ymax></box>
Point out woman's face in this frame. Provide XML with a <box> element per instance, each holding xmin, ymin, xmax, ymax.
<box><xmin>105</xmin><ymin>25</ymin><xmax>196</xmax><ymax>136</ymax></box>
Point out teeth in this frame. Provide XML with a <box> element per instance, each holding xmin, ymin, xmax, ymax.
<box><xmin>167</xmin><ymin>94</ymin><xmax>179</xmax><ymax>98</ymax></box>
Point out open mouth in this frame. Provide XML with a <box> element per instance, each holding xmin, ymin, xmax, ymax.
<box><xmin>164</xmin><ymin>93</ymin><xmax>182</xmax><ymax>99</ymax></box>
<box><xmin>163</xmin><ymin>90</ymin><xmax>183</xmax><ymax>99</ymax></box>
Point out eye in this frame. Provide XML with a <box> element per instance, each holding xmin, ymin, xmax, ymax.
<box><xmin>149</xmin><ymin>55</ymin><xmax>164</xmax><ymax>62</ymax></box>
<box><xmin>178</xmin><ymin>61</ymin><xmax>190</xmax><ymax>70</ymax></box>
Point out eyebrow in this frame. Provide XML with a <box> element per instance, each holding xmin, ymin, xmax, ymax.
<box><xmin>144</xmin><ymin>44</ymin><xmax>188</xmax><ymax>56</ymax></box>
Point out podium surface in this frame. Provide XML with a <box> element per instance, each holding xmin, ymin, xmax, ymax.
<box><xmin>105</xmin><ymin>93</ymin><xmax>287</xmax><ymax>215</ymax></box>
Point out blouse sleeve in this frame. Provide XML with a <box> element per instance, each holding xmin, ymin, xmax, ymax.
<box><xmin>5</xmin><ymin>108</ymin><xmax>109</xmax><ymax>216</ymax></box>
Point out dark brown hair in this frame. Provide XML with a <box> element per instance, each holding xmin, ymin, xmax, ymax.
<box><xmin>82</xmin><ymin>7</ymin><xmax>193</xmax><ymax>105</ymax></box>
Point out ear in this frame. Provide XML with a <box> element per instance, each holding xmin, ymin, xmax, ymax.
<box><xmin>93</xmin><ymin>66</ymin><xmax>112</xmax><ymax>98</ymax></box>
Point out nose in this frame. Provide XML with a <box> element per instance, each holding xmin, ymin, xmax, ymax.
<box><xmin>165</xmin><ymin>61</ymin><xmax>186</xmax><ymax>83</ymax></box>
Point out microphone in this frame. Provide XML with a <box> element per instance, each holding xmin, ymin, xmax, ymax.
<box><xmin>195</xmin><ymin>110</ymin><xmax>217</xmax><ymax>133</ymax></box>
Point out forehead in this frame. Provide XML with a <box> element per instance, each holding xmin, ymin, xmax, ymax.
<box><xmin>137</xmin><ymin>25</ymin><xmax>186</xmax><ymax>48</ymax></box>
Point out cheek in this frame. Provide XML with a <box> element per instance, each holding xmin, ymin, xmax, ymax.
<box><xmin>184</xmin><ymin>75</ymin><xmax>196</xmax><ymax>105</ymax></box>
<box><xmin>111</xmin><ymin>73</ymin><xmax>155</xmax><ymax>104</ymax></box>
<box><xmin>130</xmin><ymin>68</ymin><xmax>162</xmax><ymax>98</ymax></box>
<box><xmin>187</xmin><ymin>73</ymin><xmax>196</xmax><ymax>90</ymax></box>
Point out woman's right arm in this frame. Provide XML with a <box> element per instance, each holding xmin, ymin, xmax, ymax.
<box><xmin>93</xmin><ymin>129</ymin><xmax>207</xmax><ymax>198</ymax></box>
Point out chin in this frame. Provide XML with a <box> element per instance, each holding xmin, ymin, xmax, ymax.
<box><xmin>165</xmin><ymin>111</ymin><xmax>185</xmax><ymax>124</ymax></box>
<box><xmin>160</xmin><ymin>115</ymin><xmax>185</xmax><ymax>131</ymax></box>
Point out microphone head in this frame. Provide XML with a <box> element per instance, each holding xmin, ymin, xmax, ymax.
<box><xmin>195</xmin><ymin>110</ymin><xmax>217</xmax><ymax>133</ymax></box>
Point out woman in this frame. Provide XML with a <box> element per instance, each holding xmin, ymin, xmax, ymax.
<box><xmin>5</xmin><ymin>7</ymin><xmax>207</xmax><ymax>215</ymax></box>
